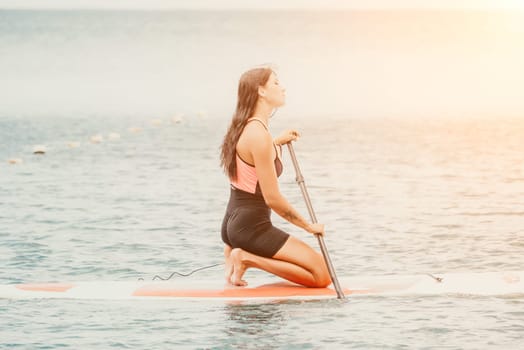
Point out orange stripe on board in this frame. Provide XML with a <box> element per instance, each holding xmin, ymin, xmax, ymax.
<box><xmin>16</xmin><ymin>283</ymin><xmax>75</xmax><ymax>293</ymax></box>
<box><xmin>133</xmin><ymin>281</ymin><xmax>351</xmax><ymax>298</ymax></box>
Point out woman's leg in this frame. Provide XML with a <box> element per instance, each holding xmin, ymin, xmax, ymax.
<box><xmin>229</xmin><ymin>236</ymin><xmax>331</xmax><ymax>288</ymax></box>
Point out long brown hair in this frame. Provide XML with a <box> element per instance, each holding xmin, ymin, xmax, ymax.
<box><xmin>220</xmin><ymin>67</ymin><xmax>273</xmax><ymax>180</ymax></box>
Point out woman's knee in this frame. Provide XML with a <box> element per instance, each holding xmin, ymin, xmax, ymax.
<box><xmin>310</xmin><ymin>253</ymin><xmax>331</xmax><ymax>287</ymax></box>
<box><xmin>275</xmin><ymin>237</ymin><xmax>332</xmax><ymax>287</ymax></box>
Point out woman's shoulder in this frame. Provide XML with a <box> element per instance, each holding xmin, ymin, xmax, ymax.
<box><xmin>238</xmin><ymin>122</ymin><xmax>273</xmax><ymax>154</ymax></box>
<box><xmin>242</xmin><ymin>121</ymin><xmax>272</xmax><ymax>142</ymax></box>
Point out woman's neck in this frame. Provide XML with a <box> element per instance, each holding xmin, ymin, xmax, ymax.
<box><xmin>251</xmin><ymin>101</ymin><xmax>273</xmax><ymax>125</ymax></box>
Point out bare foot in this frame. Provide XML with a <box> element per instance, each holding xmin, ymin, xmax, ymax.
<box><xmin>229</xmin><ymin>248</ymin><xmax>248</xmax><ymax>286</ymax></box>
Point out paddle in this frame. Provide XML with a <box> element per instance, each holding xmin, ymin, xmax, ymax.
<box><xmin>286</xmin><ymin>142</ymin><xmax>345</xmax><ymax>299</ymax></box>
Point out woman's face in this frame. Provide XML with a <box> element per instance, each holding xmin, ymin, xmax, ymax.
<box><xmin>260</xmin><ymin>72</ymin><xmax>286</xmax><ymax>107</ymax></box>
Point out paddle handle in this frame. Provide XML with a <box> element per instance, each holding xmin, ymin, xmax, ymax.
<box><xmin>286</xmin><ymin>142</ymin><xmax>345</xmax><ymax>299</ymax></box>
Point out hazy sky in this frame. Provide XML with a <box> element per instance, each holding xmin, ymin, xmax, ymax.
<box><xmin>1</xmin><ymin>1</ymin><xmax>523</xmax><ymax>118</ymax></box>
<box><xmin>2</xmin><ymin>0</ymin><xmax>524</xmax><ymax>10</ymax></box>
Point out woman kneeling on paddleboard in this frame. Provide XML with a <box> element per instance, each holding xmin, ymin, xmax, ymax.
<box><xmin>219</xmin><ymin>66</ymin><xmax>331</xmax><ymax>288</ymax></box>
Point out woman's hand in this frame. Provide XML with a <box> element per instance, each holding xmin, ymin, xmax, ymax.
<box><xmin>275</xmin><ymin>129</ymin><xmax>301</xmax><ymax>145</ymax></box>
<box><xmin>306</xmin><ymin>223</ymin><xmax>325</xmax><ymax>236</ymax></box>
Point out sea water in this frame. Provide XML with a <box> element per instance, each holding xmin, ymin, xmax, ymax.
<box><xmin>1</xmin><ymin>9</ymin><xmax>524</xmax><ymax>350</ymax></box>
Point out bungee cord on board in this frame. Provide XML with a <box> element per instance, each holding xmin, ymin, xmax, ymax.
<box><xmin>138</xmin><ymin>263</ymin><xmax>222</xmax><ymax>281</ymax></box>
<box><xmin>426</xmin><ymin>273</ymin><xmax>443</xmax><ymax>283</ymax></box>
<box><xmin>137</xmin><ymin>266</ymin><xmax>445</xmax><ymax>283</ymax></box>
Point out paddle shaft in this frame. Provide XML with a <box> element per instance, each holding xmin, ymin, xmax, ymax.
<box><xmin>286</xmin><ymin>142</ymin><xmax>345</xmax><ymax>299</ymax></box>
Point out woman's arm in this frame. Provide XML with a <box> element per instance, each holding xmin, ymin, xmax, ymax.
<box><xmin>249</xmin><ymin>129</ymin><xmax>322</xmax><ymax>235</ymax></box>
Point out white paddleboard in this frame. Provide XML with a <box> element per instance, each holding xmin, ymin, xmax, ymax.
<box><xmin>0</xmin><ymin>271</ymin><xmax>522</xmax><ymax>301</ymax></box>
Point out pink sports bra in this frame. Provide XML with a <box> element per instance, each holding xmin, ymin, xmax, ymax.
<box><xmin>230</xmin><ymin>118</ymin><xmax>283</xmax><ymax>196</ymax></box>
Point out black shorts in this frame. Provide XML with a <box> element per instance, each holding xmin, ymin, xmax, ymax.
<box><xmin>221</xmin><ymin>188</ymin><xmax>290</xmax><ymax>258</ymax></box>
